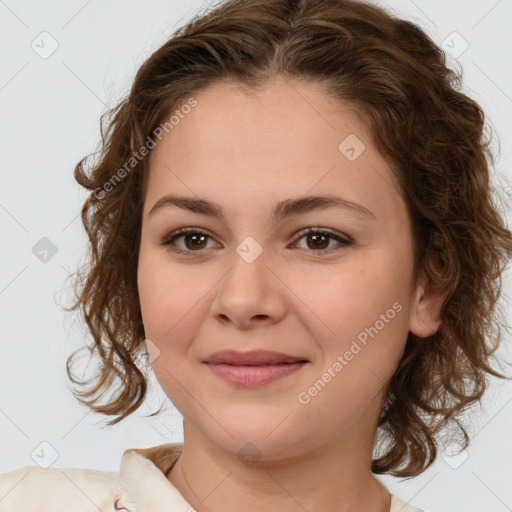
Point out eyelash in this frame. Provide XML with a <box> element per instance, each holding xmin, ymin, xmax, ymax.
<box><xmin>160</xmin><ymin>227</ymin><xmax>353</xmax><ymax>256</ymax></box>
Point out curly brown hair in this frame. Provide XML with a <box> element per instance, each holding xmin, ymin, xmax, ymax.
<box><xmin>64</xmin><ymin>0</ymin><xmax>512</xmax><ymax>478</ymax></box>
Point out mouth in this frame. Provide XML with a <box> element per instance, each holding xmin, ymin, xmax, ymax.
<box><xmin>203</xmin><ymin>349</ymin><xmax>309</xmax><ymax>387</ymax></box>
<box><xmin>203</xmin><ymin>349</ymin><xmax>308</xmax><ymax>366</ymax></box>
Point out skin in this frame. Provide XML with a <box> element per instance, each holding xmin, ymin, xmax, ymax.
<box><xmin>137</xmin><ymin>77</ymin><xmax>445</xmax><ymax>512</ymax></box>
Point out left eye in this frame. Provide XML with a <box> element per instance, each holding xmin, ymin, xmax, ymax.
<box><xmin>161</xmin><ymin>227</ymin><xmax>352</xmax><ymax>255</ymax></box>
<box><xmin>292</xmin><ymin>228</ymin><xmax>352</xmax><ymax>252</ymax></box>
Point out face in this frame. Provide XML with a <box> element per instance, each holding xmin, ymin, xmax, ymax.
<box><xmin>137</xmin><ymin>78</ymin><xmax>442</xmax><ymax>459</ymax></box>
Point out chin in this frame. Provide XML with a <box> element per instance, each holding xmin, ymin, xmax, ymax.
<box><xmin>204</xmin><ymin>424</ymin><xmax>305</xmax><ymax>463</ymax></box>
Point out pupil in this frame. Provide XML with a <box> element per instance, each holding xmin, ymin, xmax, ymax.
<box><xmin>309</xmin><ymin>234</ymin><xmax>328</xmax><ymax>249</ymax></box>
<box><xmin>186</xmin><ymin>234</ymin><xmax>206</xmax><ymax>250</ymax></box>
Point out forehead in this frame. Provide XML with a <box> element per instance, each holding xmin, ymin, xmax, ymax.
<box><xmin>161</xmin><ymin>78</ymin><xmax>367</xmax><ymax>162</ymax></box>
<box><xmin>145</xmin><ymin>78</ymin><xmax>404</xmax><ymax>222</ymax></box>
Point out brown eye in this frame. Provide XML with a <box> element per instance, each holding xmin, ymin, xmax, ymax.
<box><xmin>292</xmin><ymin>228</ymin><xmax>352</xmax><ymax>254</ymax></box>
<box><xmin>305</xmin><ymin>232</ymin><xmax>330</xmax><ymax>250</ymax></box>
<box><xmin>161</xmin><ymin>228</ymin><xmax>217</xmax><ymax>254</ymax></box>
<box><xmin>181</xmin><ymin>232</ymin><xmax>208</xmax><ymax>250</ymax></box>
<box><xmin>161</xmin><ymin>227</ymin><xmax>352</xmax><ymax>257</ymax></box>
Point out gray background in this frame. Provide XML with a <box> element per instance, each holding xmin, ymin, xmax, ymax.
<box><xmin>1</xmin><ymin>1</ymin><xmax>511</xmax><ymax>511</ymax></box>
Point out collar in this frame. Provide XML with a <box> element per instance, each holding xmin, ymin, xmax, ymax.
<box><xmin>118</xmin><ymin>441</ymin><xmax>191</xmax><ymax>511</ymax></box>
<box><xmin>117</xmin><ymin>441</ymin><xmax>420</xmax><ymax>512</ymax></box>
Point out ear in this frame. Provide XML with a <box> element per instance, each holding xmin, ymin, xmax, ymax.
<box><xmin>408</xmin><ymin>269</ymin><xmax>447</xmax><ymax>339</ymax></box>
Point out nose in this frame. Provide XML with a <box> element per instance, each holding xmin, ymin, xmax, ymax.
<box><xmin>209</xmin><ymin>243</ymin><xmax>287</xmax><ymax>330</ymax></box>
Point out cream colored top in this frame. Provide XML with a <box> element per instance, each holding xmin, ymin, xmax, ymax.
<box><xmin>0</xmin><ymin>442</ymin><xmax>426</xmax><ymax>511</ymax></box>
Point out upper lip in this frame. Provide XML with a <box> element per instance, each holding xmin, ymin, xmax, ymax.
<box><xmin>203</xmin><ymin>350</ymin><xmax>308</xmax><ymax>365</ymax></box>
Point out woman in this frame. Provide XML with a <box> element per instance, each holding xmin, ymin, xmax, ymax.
<box><xmin>1</xmin><ymin>0</ymin><xmax>511</xmax><ymax>511</ymax></box>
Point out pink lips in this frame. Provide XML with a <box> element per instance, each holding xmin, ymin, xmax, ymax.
<box><xmin>203</xmin><ymin>349</ymin><xmax>308</xmax><ymax>387</ymax></box>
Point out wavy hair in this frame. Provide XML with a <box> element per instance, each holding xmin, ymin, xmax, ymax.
<box><xmin>64</xmin><ymin>0</ymin><xmax>512</xmax><ymax>477</ymax></box>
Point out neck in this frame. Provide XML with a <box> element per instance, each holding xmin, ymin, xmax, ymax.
<box><xmin>167</xmin><ymin>402</ymin><xmax>391</xmax><ymax>512</ymax></box>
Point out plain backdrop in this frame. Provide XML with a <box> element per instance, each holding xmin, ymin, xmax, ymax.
<box><xmin>1</xmin><ymin>1</ymin><xmax>511</xmax><ymax>511</ymax></box>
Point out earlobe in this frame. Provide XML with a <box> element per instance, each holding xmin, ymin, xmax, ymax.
<box><xmin>408</xmin><ymin>272</ymin><xmax>446</xmax><ymax>339</ymax></box>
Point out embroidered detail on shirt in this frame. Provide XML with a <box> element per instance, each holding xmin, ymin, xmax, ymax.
<box><xmin>113</xmin><ymin>495</ymin><xmax>132</xmax><ymax>511</ymax></box>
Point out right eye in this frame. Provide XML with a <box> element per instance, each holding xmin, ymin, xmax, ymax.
<box><xmin>160</xmin><ymin>228</ymin><xmax>220</xmax><ymax>255</ymax></box>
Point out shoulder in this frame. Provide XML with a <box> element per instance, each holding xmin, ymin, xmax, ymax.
<box><xmin>0</xmin><ymin>464</ymin><xmax>128</xmax><ymax>512</ymax></box>
<box><xmin>390</xmin><ymin>493</ymin><xmax>428</xmax><ymax>512</ymax></box>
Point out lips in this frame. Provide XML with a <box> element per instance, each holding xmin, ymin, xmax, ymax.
<box><xmin>203</xmin><ymin>350</ymin><xmax>309</xmax><ymax>387</ymax></box>
<box><xmin>203</xmin><ymin>349</ymin><xmax>308</xmax><ymax>366</ymax></box>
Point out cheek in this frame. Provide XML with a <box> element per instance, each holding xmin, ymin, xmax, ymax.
<box><xmin>137</xmin><ymin>248</ymin><xmax>213</xmax><ymax>352</ymax></box>
<box><xmin>137</xmin><ymin>248</ymin><xmax>183</xmax><ymax>339</ymax></box>
<box><xmin>300</xmin><ymin>261</ymin><xmax>401</xmax><ymax>328</ymax></box>
<box><xmin>296</xmin><ymin>256</ymin><xmax>410</xmax><ymax>373</ymax></box>
<box><xmin>137</xmin><ymin>250</ymin><xmax>213</xmax><ymax>417</ymax></box>
<box><xmin>293</xmin><ymin>265</ymin><xmax>409</xmax><ymax>427</ymax></box>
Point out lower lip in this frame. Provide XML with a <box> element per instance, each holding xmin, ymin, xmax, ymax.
<box><xmin>205</xmin><ymin>362</ymin><xmax>307</xmax><ymax>387</ymax></box>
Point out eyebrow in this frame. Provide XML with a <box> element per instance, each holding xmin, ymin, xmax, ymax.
<box><xmin>148</xmin><ymin>194</ymin><xmax>376</xmax><ymax>222</ymax></box>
